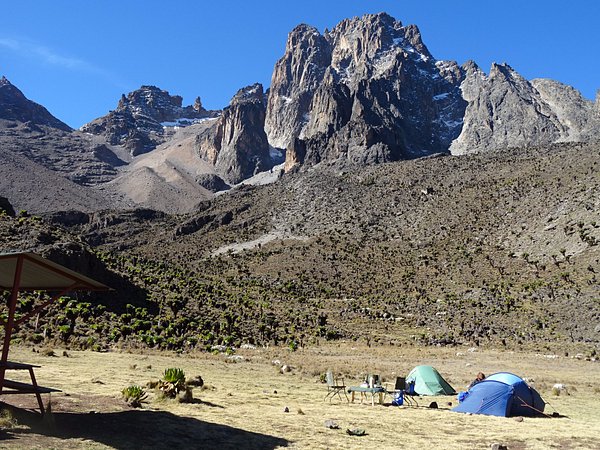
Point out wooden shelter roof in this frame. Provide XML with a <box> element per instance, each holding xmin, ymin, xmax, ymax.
<box><xmin>0</xmin><ymin>252</ymin><xmax>109</xmax><ymax>292</ymax></box>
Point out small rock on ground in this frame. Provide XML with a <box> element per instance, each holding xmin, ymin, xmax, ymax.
<box><xmin>324</xmin><ymin>420</ymin><xmax>339</xmax><ymax>429</ymax></box>
<box><xmin>490</xmin><ymin>444</ymin><xmax>508</xmax><ymax>450</ymax></box>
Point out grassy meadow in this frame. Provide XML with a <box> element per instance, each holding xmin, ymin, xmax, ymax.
<box><xmin>0</xmin><ymin>344</ymin><xmax>599</xmax><ymax>449</ymax></box>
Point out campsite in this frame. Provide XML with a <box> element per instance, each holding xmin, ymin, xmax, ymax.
<box><xmin>0</xmin><ymin>254</ymin><xmax>598</xmax><ymax>449</ymax></box>
<box><xmin>0</xmin><ymin>343</ymin><xmax>599</xmax><ymax>449</ymax></box>
<box><xmin>2</xmin><ymin>3</ymin><xmax>600</xmax><ymax>449</ymax></box>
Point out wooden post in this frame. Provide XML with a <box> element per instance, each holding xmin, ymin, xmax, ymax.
<box><xmin>0</xmin><ymin>254</ymin><xmax>24</xmax><ymax>389</ymax></box>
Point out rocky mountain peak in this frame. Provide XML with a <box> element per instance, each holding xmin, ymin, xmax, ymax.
<box><xmin>115</xmin><ymin>85</ymin><xmax>200</xmax><ymax>122</ymax></box>
<box><xmin>326</xmin><ymin>13</ymin><xmax>432</xmax><ymax>75</ymax></box>
<box><xmin>450</xmin><ymin>62</ymin><xmax>566</xmax><ymax>155</ymax></box>
<box><xmin>264</xmin><ymin>24</ymin><xmax>331</xmax><ymax>149</ymax></box>
<box><xmin>81</xmin><ymin>85</ymin><xmax>219</xmax><ymax>156</ymax></box>
<box><xmin>462</xmin><ymin>60</ymin><xmax>483</xmax><ymax>77</ymax></box>
<box><xmin>286</xmin><ymin>24</ymin><xmax>326</xmax><ymax>51</ymax></box>
<box><xmin>266</xmin><ymin>12</ymin><xmax>600</xmax><ymax>168</ymax></box>
<box><xmin>402</xmin><ymin>24</ymin><xmax>430</xmax><ymax>57</ymax></box>
<box><xmin>0</xmin><ymin>76</ymin><xmax>71</xmax><ymax>131</ymax></box>
<box><xmin>230</xmin><ymin>83</ymin><xmax>265</xmax><ymax>106</ymax></box>
<box><xmin>195</xmin><ymin>83</ymin><xmax>272</xmax><ymax>185</ymax></box>
<box><xmin>193</xmin><ymin>96</ymin><xmax>203</xmax><ymax>112</ymax></box>
<box><xmin>489</xmin><ymin>62</ymin><xmax>519</xmax><ymax>80</ymax></box>
<box><xmin>329</xmin><ymin>12</ymin><xmax>400</xmax><ymax>40</ymax></box>
<box><xmin>265</xmin><ymin>13</ymin><xmax>465</xmax><ymax>169</ymax></box>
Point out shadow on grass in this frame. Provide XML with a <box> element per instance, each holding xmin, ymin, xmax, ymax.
<box><xmin>190</xmin><ymin>398</ymin><xmax>224</xmax><ymax>408</ymax></box>
<box><xmin>1</xmin><ymin>404</ymin><xmax>289</xmax><ymax>449</ymax></box>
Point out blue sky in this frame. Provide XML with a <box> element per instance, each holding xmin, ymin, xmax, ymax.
<box><xmin>1</xmin><ymin>1</ymin><xmax>598</xmax><ymax>128</ymax></box>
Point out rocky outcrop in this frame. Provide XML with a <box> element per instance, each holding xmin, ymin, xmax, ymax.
<box><xmin>0</xmin><ymin>76</ymin><xmax>71</xmax><ymax>131</ymax></box>
<box><xmin>450</xmin><ymin>62</ymin><xmax>600</xmax><ymax>155</ymax></box>
<box><xmin>532</xmin><ymin>78</ymin><xmax>599</xmax><ymax>142</ymax></box>
<box><xmin>450</xmin><ymin>63</ymin><xmax>588</xmax><ymax>155</ymax></box>
<box><xmin>265</xmin><ymin>13</ymin><xmax>467</xmax><ymax>170</ymax></box>
<box><xmin>265</xmin><ymin>24</ymin><xmax>331</xmax><ymax>150</ymax></box>
<box><xmin>0</xmin><ymin>196</ymin><xmax>15</xmax><ymax>217</ymax></box>
<box><xmin>267</xmin><ymin>13</ymin><xmax>599</xmax><ymax>166</ymax></box>
<box><xmin>195</xmin><ymin>84</ymin><xmax>272</xmax><ymax>184</ymax></box>
<box><xmin>81</xmin><ymin>86</ymin><xmax>219</xmax><ymax>156</ymax></box>
<box><xmin>195</xmin><ymin>173</ymin><xmax>230</xmax><ymax>192</ymax></box>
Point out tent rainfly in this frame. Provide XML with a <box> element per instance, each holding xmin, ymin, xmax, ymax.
<box><xmin>453</xmin><ymin>372</ymin><xmax>545</xmax><ymax>417</ymax></box>
<box><xmin>406</xmin><ymin>365</ymin><xmax>456</xmax><ymax>396</ymax></box>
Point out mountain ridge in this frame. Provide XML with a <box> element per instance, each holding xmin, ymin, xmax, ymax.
<box><xmin>1</xmin><ymin>12</ymin><xmax>599</xmax><ymax>353</ymax></box>
<box><xmin>1</xmin><ymin>11</ymin><xmax>599</xmax><ymax>214</ymax></box>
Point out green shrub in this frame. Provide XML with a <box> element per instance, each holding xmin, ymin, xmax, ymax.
<box><xmin>30</xmin><ymin>333</ymin><xmax>44</xmax><ymax>344</ymax></box>
<box><xmin>122</xmin><ymin>385</ymin><xmax>148</xmax><ymax>407</ymax></box>
<box><xmin>85</xmin><ymin>336</ymin><xmax>96</xmax><ymax>349</ymax></box>
<box><xmin>57</xmin><ymin>325</ymin><xmax>72</xmax><ymax>341</ymax></box>
<box><xmin>0</xmin><ymin>409</ymin><xmax>17</xmax><ymax>429</ymax></box>
<box><xmin>159</xmin><ymin>368</ymin><xmax>186</xmax><ymax>398</ymax></box>
<box><xmin>163</xmin><ymin>367</ymin><xmax>185</xmax><ymax>383</ymax></box>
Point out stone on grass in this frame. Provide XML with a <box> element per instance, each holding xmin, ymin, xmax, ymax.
<box><xmin>346</xmin><ymin>428</ymin><xmax>366</xmax><ymax>436</ymax></box>
<box><xmin>552</xmin><ymin>383</ymin><xmax>569</xmax><ymax>396</ymax></box>
<box><xmin>187</xmin><ymin>375</ymin><xmax>204</xmax><ymax>387</ymax></box>
<box><xmin>490</xmin><ymin>444</ymin><xmax>508</xmax><ymax>450</ymax></box>
<box><xmin>177</xmin><ymin>386</ymin><xmax>193</xmax><ymax>403</ymax></box>
<box><xmin>324</xmin><ymin>419</ymin><xmax>339</xmax><ymax>429</ymax></box>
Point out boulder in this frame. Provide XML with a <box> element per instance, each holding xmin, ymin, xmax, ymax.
<box><xmin>0</xmin><ymin>196</ymin><xmax>16</xmax><ymax>217</ymax></box>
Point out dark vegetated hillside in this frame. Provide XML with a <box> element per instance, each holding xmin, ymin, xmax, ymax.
<box><xmin>2</xmin><ymin>141</ymin><xmax>600</xmax><ymax>354</ymax></box>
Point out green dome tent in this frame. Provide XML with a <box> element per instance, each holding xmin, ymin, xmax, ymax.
<box><xmin>406</xmin><ymin>365</ymin><xmax>456</xmax><ymax>396</ymax></box>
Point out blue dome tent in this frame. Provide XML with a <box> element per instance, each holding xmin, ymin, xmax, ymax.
<box><xmin>453</xmin><ymin>372</ymin><xmax>545</xmax><ymax>417</ymax></box>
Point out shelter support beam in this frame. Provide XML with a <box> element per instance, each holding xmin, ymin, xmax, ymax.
<box><xmin>0</xmin><ymin>254</ymin><xmax>23</xmax><ymax>388</ymax></box>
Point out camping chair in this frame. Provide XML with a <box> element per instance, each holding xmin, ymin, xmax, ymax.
<box><xmin>385</xmin><ymin>377</ymin><xmax>418</xmax><ymax>407</ymax></box>
<box><xmin>324</xmin><ymin>370</ymin><xmax>349</xmax><ymax>403</ymax></box>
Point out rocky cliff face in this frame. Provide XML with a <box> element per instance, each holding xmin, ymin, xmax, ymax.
<box><xmin>265</xmin><ymin>24</ymin><xmax>332</xmax><ymax>150</ymax></box>
<box><xmin>81</xmin><ymin>85</ymin><xmax>219</xmax><ymax>156</ymax></box>
<box><xmin>0</xmin><ymin>76</ymin><xmax>71</xmax><ymax>131</ymax></box>
<box><xmin>195</xmin><ymin>84</ymin><xmax>272</xmax><ymax>184</ymax></box>
<box><xmin>450</xmin><ymin>63</ymin><xmax>599</xmax><ymax>155</ymax></box>
<box><xmin>532</xmin><ymin>78</ymin><xmax>598</xmax><ymax>142</ymax></box>
<box><xmin>265</xmin><ymin>13</ymin><xmax>467</xmax><ymax>170</ymax></box>
<box><xmin>266</xmin><ymin>13</ymin><xmax>599</xmax><ymax>167</ymax></box>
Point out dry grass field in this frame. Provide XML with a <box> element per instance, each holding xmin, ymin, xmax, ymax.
<box><xmin>0</xmin><ymin>343</ymin><xmax>599</xmax><ymax>449</ymax></box>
